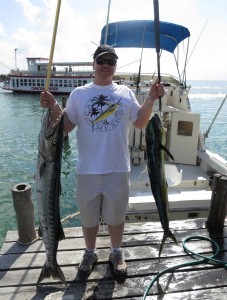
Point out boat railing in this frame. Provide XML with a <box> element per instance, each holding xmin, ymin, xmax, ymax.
<box><xmin>9</xmin><ymin>70</ymin><xmax>94</xmax><ymax>77</ymax></box>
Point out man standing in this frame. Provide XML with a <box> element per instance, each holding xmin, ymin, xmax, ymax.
<box><xmin>40</xmin><ymin>45</ymin><xmax>164</xmax><ymax>277</ymax></box>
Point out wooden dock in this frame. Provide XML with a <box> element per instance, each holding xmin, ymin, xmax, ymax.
<box><xmin>1</xmin><ymin>218</ymin><xmax>227</xmax><ymax>299</ymax></box>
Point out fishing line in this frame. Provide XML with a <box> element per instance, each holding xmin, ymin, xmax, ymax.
<box><xmin>143</xmin><ymin>235</ymin><xmax>227</xmax><ymax>299</ymax></box>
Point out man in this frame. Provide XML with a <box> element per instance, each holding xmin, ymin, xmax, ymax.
<box><xmin>40</xmin><ymin>44</ymin><xmax>164</xmax><ymax>277</ymax></box>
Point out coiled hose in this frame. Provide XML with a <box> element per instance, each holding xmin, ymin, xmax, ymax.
<box><xmin>143</xmin><ymin>235</ymin><xmax>227</xmax><ymax>299</ymax></box>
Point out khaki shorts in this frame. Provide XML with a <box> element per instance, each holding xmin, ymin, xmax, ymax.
<box><xmin>76</xmin><ymin>172</ymin><xmax>130</xmax><ymax>227</ymax></box>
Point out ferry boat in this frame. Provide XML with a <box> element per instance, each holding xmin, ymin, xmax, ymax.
<box><xmin>1</xmin><ymin>57</ymin><xmax>128</xmax><ymax>94</ymax></box>
<box><xmin>2</xmin><ymin>58</ymin><xmax>95</xmax><ymax>94</ymax></box>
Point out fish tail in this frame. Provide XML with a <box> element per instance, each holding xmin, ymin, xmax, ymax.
<box><xmin>158</xmin><ymin>229</ymin><xmax>178</xmax><ymax>259</ymax></box>
<box><xmin>37</xmin><ymin>263</ymin><xmax>68</xmax><ymax>287</ymax></box>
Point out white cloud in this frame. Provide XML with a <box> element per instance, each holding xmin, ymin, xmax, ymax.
<box><xmin>15</xmin><ymin>0</ymin><xmax>41</xmax><ymax>24</ymax></box>
<box><xmin>0</xmin><ymin>23</ymin><xmax>5</xmax><ymax>36</ymax></box>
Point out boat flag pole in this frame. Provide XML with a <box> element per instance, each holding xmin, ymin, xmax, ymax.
<box><xmin>45</xmin><ymin>0</ymin><xmax>62</xmax><ymax>90</ymax></box>
<box><xmin>153</xmin><ymin>0</ymin><xmax>162</xmax><ymax>112</ymax></box>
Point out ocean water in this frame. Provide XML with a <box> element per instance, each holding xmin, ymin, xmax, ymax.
<box><xmin>0</xmin><ymin>80</ymin><xmax>227</xmax><ymax>248</ymax></box>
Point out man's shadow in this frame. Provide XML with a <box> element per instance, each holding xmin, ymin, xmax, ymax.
<box><xmin>63</xmin><ymin>261</ymin><xmax>126</xmax><ymax>299</ymax></box>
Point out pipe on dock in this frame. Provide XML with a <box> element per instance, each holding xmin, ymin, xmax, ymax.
<box><xmin>12</xmin><ymin>183</ymin><xmax>37</xmax><ymax>245</ymax></box>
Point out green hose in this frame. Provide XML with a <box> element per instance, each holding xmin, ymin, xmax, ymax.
<box><xmin>143</xmin><ymin>235</ymin><xmax>227</xmax><ymax>299</ymax></box>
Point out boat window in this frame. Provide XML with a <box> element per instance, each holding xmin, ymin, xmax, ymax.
<box><xmin>55</xmin><ymin>80</ymin><xmax>58</xmax><ymax>87</ymax></box>
<box><xmin>20</xmin><ymin>79</ymin><xmax>24</xmax><ymax>86</ymax></box>
<box><xmin>59</xmin><ymin>80</ymin><xmax>62</xmax><ymax>87</ymax></box>
<box><xmin>32</xmin><ymin>79</ymin><xmax>36</xmax><ymax>86</ymax></box>
<box><xmin>64</xmin><ymin>80</ymin><xmax>67</xmax><ymax>87</ymax></box>
<box><xmin>177</xmin><ymin>121</ymin><xmax>193</xmax><ymax>136</ymax></box>
<box><xmin>37</xmin><ymin>79</ymin><xmax>41</xmax><ymax>86</ymax></box>
<box><xmin>41</xmin><ymin>79</ymin><xmax>44</xmax><ymax>87</ymax></box>
<box><xmin>28</xmin><ymin>79</ymin><xmax>32</xmax><ymax>86</ymax></box>
<box><xmin>50</xmin><ymin>80</ymin><xmax>53</xmax><ymax>87</ymax></box>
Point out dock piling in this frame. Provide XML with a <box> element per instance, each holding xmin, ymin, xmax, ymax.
<box><xmin>206</xmin><ymin>174</ymin><xmax>227</xmax><ymax>230</ymax></box>
<box><xmin>12</xmin><ymin>183</ymin><xmax>37</xmax><ymax>245</ymax></box>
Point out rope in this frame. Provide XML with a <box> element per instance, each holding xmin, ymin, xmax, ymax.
<box><xmin>143</xmin><ymin>235</ymin><xmax>227</xmax><ymax>299</ymax></box>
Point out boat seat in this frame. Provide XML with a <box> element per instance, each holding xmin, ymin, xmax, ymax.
<box><xmin>165</xmin><ymin>164</ymin><xmax>183</xmax><ymax>186</ymax></box>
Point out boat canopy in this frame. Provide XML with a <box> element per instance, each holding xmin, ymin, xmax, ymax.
<box><xmin>100</xmin><ymin>20</ymin><xmax>190</xmax><ymax>53</ymax></box>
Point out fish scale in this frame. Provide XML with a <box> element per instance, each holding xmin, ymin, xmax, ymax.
<box><xmin>35</xmin><ymin>109</ymin><xmax>67</xmax><ymax>286</ymax></box>
<box><xmin>145</xmin><ymin>113</ymin><xmax>178</xmax><ymax>258</ymax></box>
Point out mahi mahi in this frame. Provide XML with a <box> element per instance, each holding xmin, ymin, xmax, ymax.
<box><xmin>145</xmin><ymin>113</ymin><xmax>178</xmax><ymax>258</ymax></box>
<box><xmin>35</xmin><ymin>109</ymin><xmax>67</xmax><ymax>286</ymax></box>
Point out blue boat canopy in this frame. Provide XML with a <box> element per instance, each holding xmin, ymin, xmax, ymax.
<box><xmin>100</xmin><ymin>20</ymin><xmax>190</xmax><ymax>53</ymax></box>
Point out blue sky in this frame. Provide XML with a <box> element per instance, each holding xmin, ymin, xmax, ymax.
<box><xmin>0</xmin><ymin>0</ymin><xmax>227</xmax><ymax>80</ymax></box>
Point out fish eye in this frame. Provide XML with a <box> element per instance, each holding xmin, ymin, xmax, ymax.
<box><xmin>52</xmin><ymin>138</ymin><xmax>57</xmax><ymax>145</ymax></box>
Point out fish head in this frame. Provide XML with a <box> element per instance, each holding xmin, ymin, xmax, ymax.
<box><xmin>147</xmin><ymin>113</ymin><xmax>163</xmax><ymax>138</ymax></box>
<box><xmin>38</xmin><ymin>110</ymin><xmax>64</xmax><ymax>161</ymax></box>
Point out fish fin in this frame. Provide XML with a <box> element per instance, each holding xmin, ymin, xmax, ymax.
<box><xmin>158</xmin><ymin>232</ymin><xmax>168</xmax><ymax>260</ymax></box>
<box><xmin>159</xmin><ymin>229</ymin><xmax>178</xmax><ymax>260</ymax></box>
<box><xmin>37</xmin><ymin>263</ymin><xmax>68</xmax><ymax>287</ymax></box>
<box><xmin>38</xmin><ymin>226</ymin><xmax>43</xmax><ymax>238</ymax></box>
<box><xmin>160</xmin><ymin>144</ymin><xmax>175</xmax><ymax>161</ymax></box>
<box><xmin>58</xmin><ymin>225</ymin><xmax>65</xmax><ymax>241</ymax></box>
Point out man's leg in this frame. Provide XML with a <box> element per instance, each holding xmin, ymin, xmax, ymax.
<box><xmin>82</xmin><ymin>224</ymin><xmax>99</xmax><ymax>250</ymax></box>
<box><xmin>108</xmin><ymin>221</ymin><xmax>124</xmax><ymax>248</ymax></box>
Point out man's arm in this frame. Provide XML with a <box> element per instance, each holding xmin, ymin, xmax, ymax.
<box><xmin>40</xmin><ymin>90</ymin><xmax>75</xmax><ymax>133</ymax></box>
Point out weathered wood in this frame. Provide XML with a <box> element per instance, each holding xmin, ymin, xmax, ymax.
<box><xmin>1</xmin><ymin>219</ymin><xmax>227</xmax><ymax>299</ymax></box>
<box><xmin>206</xmin><ymin>174</ymin><xmax>227</xmax><ymax>230</ymax></box>
<box><xmin>11</xmin><ymin>183</ymin><xmax>37</xmax><ymax>245</ymax></box>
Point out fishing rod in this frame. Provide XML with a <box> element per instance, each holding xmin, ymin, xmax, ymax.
<box><xmin>45</xmin><ymin>0</ymin><xmax>62</xmax><ymax>90</ymax></box>
<box><xmin>153</xmin><ymin>0</ymin><xmax>162</xmax><ymax>112</ymax></box>
<box><xmin>136</xmin><ymin>23</ymin><xmax>146</xmax><ymax>90</ymax></box>
<box><xmin>203</xmin><ymin>94</ymin><xmax>227</xmax><ymax>141</ymax></box>
<box><xmin>104</xmin><ymin>0</ymin><xmax>111</xmax><ymax>45</ymax></box>
<box><xmin>181</xmin><ymin>20</ymin><xmax>208</xmax><ymax>81</ymax></box>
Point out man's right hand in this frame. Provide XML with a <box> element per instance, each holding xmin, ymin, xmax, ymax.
<box><xmin>40</xmin><ymin>90</ymin><xmax>56</xmax><ymax>109</ymax></box>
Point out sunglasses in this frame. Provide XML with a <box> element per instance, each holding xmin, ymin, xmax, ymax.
<box><xmin>95</xmin><ymin>58</ymin><xmax>117</xmax><ymax>66</ymax></box>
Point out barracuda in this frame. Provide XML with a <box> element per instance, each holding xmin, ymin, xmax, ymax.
<box><xmin>35</xmin><ymin>109</ymin><xmax>67</xmax><ymax>286</ymax></box>
<box><xmin>145</xmin><ymin>113</ymin><xmax>178</xmax><ymax>258</ymax></box>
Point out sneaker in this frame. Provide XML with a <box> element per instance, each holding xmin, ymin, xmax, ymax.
<box><xmin>109</xmin><ymin>250</ymin><xmax>127</xmax><ymax>276</ymax></box>
<box><xmin>78</xmin><ymin>250</ymin><xmax>98</xmax><ymax>275</ymax></box>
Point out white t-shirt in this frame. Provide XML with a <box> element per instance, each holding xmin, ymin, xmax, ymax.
<box><xmin>64</xmin><ymin>82</ymin><xmax>140</xmax><ymax>174</ymax></box>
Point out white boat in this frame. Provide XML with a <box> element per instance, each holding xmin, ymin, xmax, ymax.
<box><xmin>2</xmin><ymin>58</ymin><xmax>95</xmax><ymax>94</ymax></box>
<box><xmin>99</xmin><ymin>19</ymin><xmax>227</xmax><ymax>222</ymax></box>
<box><xmin>1</xmin><ymin>57</ymin><xmax>127</xmax><ymax>94</ymax></box>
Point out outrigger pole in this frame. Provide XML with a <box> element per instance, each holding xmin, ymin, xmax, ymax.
<box><xmin>153</xmin><ymin>0</ymin><xmax>162</xmax><ymax>112</ymax></box>
<box><xmin>45</xmin><ymin>0</ymin><xmax>62</xmax><ymax>90</ymax></box>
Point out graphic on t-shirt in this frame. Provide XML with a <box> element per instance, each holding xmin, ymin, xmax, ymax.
<box><xmin>85</xmin><ymin>94</ymin><xmax>123</xmax><ymax>132</ymax></box>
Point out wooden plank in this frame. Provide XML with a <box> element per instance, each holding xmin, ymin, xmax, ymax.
<box><xmin>2</xmin><ymin>218</ymin><xmax>215</xmax><ymax>243</ymax></box>
<box><xmin>1</xmin><ymin>267</ymin><xmax>227</xmax><ymax>299</ymax></box>
<box><xmin>1</xmin><ymin>218</ymin><xmax>227</xmax><ymax>299</ymax></box>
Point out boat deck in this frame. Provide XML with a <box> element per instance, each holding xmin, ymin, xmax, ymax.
<box><xmin>128</xmin><ymin>162</ymin><xmax>212</xmax><ymax>221</ymax></box>
<box><xmin>1</xmin><ymin>218</ymin><xmax>227</xmax><ymax>299</ymax></box>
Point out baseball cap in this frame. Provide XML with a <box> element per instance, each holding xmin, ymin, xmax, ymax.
<box><xmin>93</xmin><ymin>45</ymin><xmax>118</xmax><ymax>60</ymax></box>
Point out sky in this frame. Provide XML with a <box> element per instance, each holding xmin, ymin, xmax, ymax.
<box><xmin>0</xmin><ymin>0</ymin><xmax>227</xmax><ymax>80</ymax></box>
